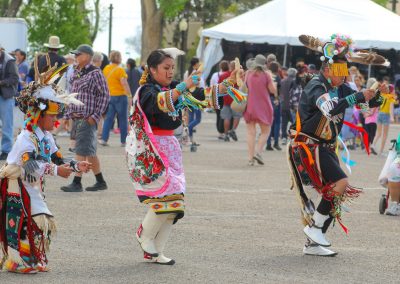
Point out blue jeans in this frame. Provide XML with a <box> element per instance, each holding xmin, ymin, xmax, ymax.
<box><xmin>0</xmin><ymin>96</ymin><xmax>14</xmax><ymax>153</ymax></box>
<box><xmin>281</xmin><ymin>109</ymin><xmax>293</xmax><ymax>139</ymax></box>
<box><xmin>101</xmin><ymin>96</ymin><xmax>128</xmax><ymax>143</ymax></box>
<box><xmin>188</xmin><ymin>109</ymin><xmax>202</xmax><ymax>137</ymax></box>
<box><xmin>267</xmin><ymin>102</ymin><xmax>281</xmax><ymax>146</ymax></box>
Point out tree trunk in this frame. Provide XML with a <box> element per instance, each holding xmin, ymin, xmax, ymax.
<box><xmin>4</xmin><ymin>0</ymin><xmax>22</xmax><ymax>17</ymax></box>
<box><xmin>90</xmin><ymin>0</ymin><xmax>101</xmax><ymax>43</ymax></box>
<box><xmin>1</xmin><ymin>0</ymin><xmax>8</xmax><ymax>16</ymax></box>
<box><xmin>140</xmin><ymin>0</ymin><xmax>163</xmax><ymax>63</ymax></box>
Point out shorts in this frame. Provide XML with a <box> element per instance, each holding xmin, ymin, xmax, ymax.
<box><xmin>319</xmin><ymin>146</ymin><xmax>347</xmax><ymax>183</ymax></box>
<box><xmin>377</xmin><ymin>112</ymin><xmax>390</xmax><ymax>125</ymax></box>
<box><xmin>74</xmin><ymin>119</ymin><xmax>97</xmax><ymax>156</ymax></box>
<box><xmin>388</xmin><ymin>159</ymin><xmax>400</xmax><ymax>182</ymax></box>
<box><xmin>70</xmin><ymin>119</ymin><xmax>77</xmax><ymax>140</ymax></box>
<box><xmin>220</xmin><ymin>105</ymin><xmax>242</xmax><ymax>120</ymax></box>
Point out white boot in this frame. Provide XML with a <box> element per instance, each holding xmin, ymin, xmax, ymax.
<box><xmin>303</xmin><ymin>238</ymin><xmax>337</xmax><ymax>257</ymax></box>
<box><xmin>136</xmin><ymin>209</ymin><xmax>168</xmax><ymax>257</ymax></box>
<box><xmin>303</xmin><ymin>211</ymin><xmax>331</xmax><ymax>247</ymax></box>
<box><xmin>153</xmin><ymin>214</ymin><xmax>176</xmax><ymax>265</ymax></box>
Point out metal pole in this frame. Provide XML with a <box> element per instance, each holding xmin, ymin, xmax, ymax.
<box><xmin>283</xmin><ymin>44</ymin><xmax>288</xmax><ymax>67</ymax></box>
<box><xmin>180</xmin><ymin>30</ymin><xmax>185</xmax><ymax>80</ymax></box>
<box><xmin>180</xmin><ymin>22</ymin><xmax>188</xmax><ymax>80</ymax></box>
<box><xmin>108</xmin><ymin>4</ymin><xmax>113</xmax><ymax>55</ymax></box>
<box><xmin>368</xmin><ymin>48</ymin><xmax>372</xmax><ymax>79</ymax></box>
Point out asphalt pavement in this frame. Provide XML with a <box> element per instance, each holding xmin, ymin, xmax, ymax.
<box><xmin>1</xmin><ymin>113</ymin><xmax>399</xmax><ymax>284</ymax></box>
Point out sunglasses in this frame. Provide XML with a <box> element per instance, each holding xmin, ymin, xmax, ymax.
<box><xmin>75</xmin><ymin>53</ymin><xmax>82</xmax><ymax>57</ymax></box>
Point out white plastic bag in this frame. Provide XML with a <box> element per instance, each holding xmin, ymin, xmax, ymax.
<box><xmin>378</xmin><ymin>149</ymin><xmax>397</xmax><ymax>187</ymax></box>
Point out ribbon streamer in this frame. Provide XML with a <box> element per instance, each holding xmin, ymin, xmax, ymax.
<box><xmin>337</xmin><ymin>135</ymin><xmax>356</xmax><ymax>174</ymax></box>
<box><xmin>343</xmin><ymin>120</ymin><xmax>370</xmax><ymax>155</ymax></box>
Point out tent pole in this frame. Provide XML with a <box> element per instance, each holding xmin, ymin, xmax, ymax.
<box><xmin>283</xmin><ymin>44</ymin><xmax>288</xmax><ymax>67</ymax></box>
<box><xmin>368</xmin><ymin>48</ymin><xmax>372</xmax><ymax>79</ymax></box>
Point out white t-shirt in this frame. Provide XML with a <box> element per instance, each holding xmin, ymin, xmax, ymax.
<box><xmin>7</xmin><ymin>128</ymin><xmax>59</xmax><ymax>216</ymax></box>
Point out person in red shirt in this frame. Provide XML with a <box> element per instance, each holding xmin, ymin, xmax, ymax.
<box><xmin>210</xmin><ymin>61</ymin><xmax>229</xmax><ymax>139</ymax></box>
<box><xmin>219</xmin><ymin>61</ymin><xmax>242</xmax><ymax>141</ymax></box>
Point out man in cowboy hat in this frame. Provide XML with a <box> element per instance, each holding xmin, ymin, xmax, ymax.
<box><xmin>38</xmin><ymin>36</ymin><xmax>66</xmax><ymax>74</ymax></box>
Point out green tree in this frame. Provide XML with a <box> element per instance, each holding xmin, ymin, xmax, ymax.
<box><xmin>20</xmin><ymin>0</ymin><xmax>92</xmax><ymax>53</ymax></box>
<box><xmin>373</xmin><ymin>0</ymin><xmax>389</xmax><ymax>6</ymax></box>
<box><xmin>140</xmin><ymin>0</ymin><xmax>270</xmax><ymax>61</ymax></box>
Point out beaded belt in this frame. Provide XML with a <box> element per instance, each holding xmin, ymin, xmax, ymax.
<box><xmin>290</xmin><ymin>130</ymin><xmax>335</xmax><ymax>150</ymax></box>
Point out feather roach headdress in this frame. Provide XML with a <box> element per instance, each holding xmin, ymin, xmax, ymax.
<box><xmin>17</xmin><ymin>54</ymin><xmax>84</xmax><ymax>131</ymax></box>
<box><xmin>299</xmin><ymin>34</ymin><xmax>389</xmax><ymax>76</ymax></box>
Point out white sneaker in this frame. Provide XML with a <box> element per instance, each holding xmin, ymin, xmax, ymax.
<box><xmin>385</xmin><ymin>202</ymin><xmax>400</xmax><ymax>216</ymax></box>
<box><xmin>98</xmin><ymin>139</ymin><xmax>109</xmax><ymax>146</ymax></box>
<box><xmin>303</xmin><ymin>225</ymin><xmax>331</xmax><ymax>247</ymax></box>
<box><xmin>58</xmin><ymin>131</ymin><xmax>70</xmax><ymax>137</ymax></box>
<box><xmin>152</xmin><ymin>254</ymin><xmax>175</xmax><ymax>265</ymax></box>
<box><xmin>303</xmin><ymin>239</ymin><xmax>337</xmax><ymax>257</ymax></box>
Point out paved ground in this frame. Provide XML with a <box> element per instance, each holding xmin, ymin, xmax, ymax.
<box><xmin>1</xmin><ymin>113</ymin><xmax>399</xmax><ymax>284</ymax></box>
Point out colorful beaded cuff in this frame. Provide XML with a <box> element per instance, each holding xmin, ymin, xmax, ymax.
<box><xmin>222</xmin><ymin>79</ymin><xmax>234</xmax><ymax>89</ymax></box>
<box><xmin>204</xmin><ymin>85</ymin><xmax>220</xmax><ymax>110</ymax></box>
<box><xmin>345</xmin><ymin>94</ymin><xmax>357</xmax><ymax>107</ymax></box>
<box><xmin>157</xmin><ymin>91</ymin><xmax>176</xmax><ymax>113</ymax></box>
<box><xmin>175</xmin><ymin>82</ymin><xmax>187</xmax><ymax>94</ymax></box>
<box><xmin>214</xmin><ymin>85</ymin><xmax>221</xmax><ymax>109</ymax></box>
<box><xmin>69</xmin><ymin>160</ymin><xmax>81</xmax><ymax>173</ymax></box>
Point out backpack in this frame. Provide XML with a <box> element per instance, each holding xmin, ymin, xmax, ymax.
<box><xmin>289</xmin><ymin>83</ymin><xmax>303</xmax><ymax>111</ymax></box>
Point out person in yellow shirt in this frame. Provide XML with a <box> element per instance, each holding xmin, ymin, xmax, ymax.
<box><xmin>372</xmin><ymin>83</ymin><xmax>396</xmax><ymax>155</ymax></box>
<box><xmin>100</xmin><ymin>50</ymin><xmax>132</xmax><ymax>146</ymax></box>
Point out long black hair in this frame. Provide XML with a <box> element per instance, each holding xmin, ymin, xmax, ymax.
<box><xmin>188</xmin><ymin>57</ymin><xmax>199</xmax><ymax>75</ymax></box>
<box><xmin>139</xmin><ymin>50</ymin><xmax>174</xmax><ymax>85</ymax></box>
<box><xmin>126</xmin><ymin>58</ymin><xmax>136</xmax><ymax>70</ymax></box>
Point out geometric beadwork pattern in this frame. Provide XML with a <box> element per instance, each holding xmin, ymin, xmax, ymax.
<box><xmin>6</xmin><ymin>193</ymin><xmax>23</xmax><ymax>250</ymax></box>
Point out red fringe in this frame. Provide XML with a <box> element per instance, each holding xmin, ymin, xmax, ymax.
<box><xmin>337</xmin><ymin>218</ymin><xmax>349</xmax><ymax>234</ymax></box>
<box><xmin>297</xmin><ymin>146</ymin><xmax>336</xmax><ymax>200</ymax></box>
<box><xmin>294</xmin><ymin>144</ymin><xmax>362</xmax><ymax>234</ymax></box>
<box><xmin>20</xmin><ymin>181</ymin><xmax>45</xmax><ymax>264</ymax></box>
<box><xmin>0</xmin><ymin>178</ymin><xmax>8</xmax><ymax>251</ymax></box>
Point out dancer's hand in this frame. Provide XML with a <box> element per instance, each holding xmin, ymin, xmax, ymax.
<box><xmin>77</xmin><ymin>161</ymin><xmax>92</xmax><ymax>173</ymax></box>
<box><xmin>378</xmin><ymin>83</ymin><xmax>389</xmax><ymax>94</ymax></box>
<box><xmin>362</xmin><ymin>89</ymin><xmax>375</xmax><ymax>101</ymax></box>
<box><xmin>58</xmin><ymin>164</ymin><xmax>73</xmax><ymax>178</ymax></box>
<box><xmin>229</xmin><ymin>68</ymin><xmax>244</xmax><ymax>87</ymax></box>
<box><xmin>184</xmin><ymin>70</ymin><xmax>202</xmax><ymax>90</ymax></box>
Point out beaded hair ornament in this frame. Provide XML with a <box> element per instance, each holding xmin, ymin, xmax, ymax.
<box><xmin>17</xmin><ymin>54</ymin><xmax>83</xmax><ymax>131</ymax></box>
<box><xmin>299</xmin><ymin>34</ymin><xmax>389</xmax><ymax>76</ymax></box>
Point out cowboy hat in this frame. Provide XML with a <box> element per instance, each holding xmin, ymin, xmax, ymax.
<box><xmin>44</xmin><ymin>36</ymin><xmax>65</xmax><ymax>49</ymax></box>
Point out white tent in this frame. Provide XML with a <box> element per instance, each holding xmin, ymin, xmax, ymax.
<box><xmin>197</xmin><ymin>0</ymin><xmax>400</xmax><ymax>78</ymax></box>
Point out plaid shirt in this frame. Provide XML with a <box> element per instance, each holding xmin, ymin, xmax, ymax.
<box><xmin>65</xmin><ymin>64</ymin><xmax>110</xmax><ymax>123</ymax></box>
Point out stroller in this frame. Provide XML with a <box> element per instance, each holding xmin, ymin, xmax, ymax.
<box><xmin>378</xmin><ymin>139</ymin><xmax>398</xmax><ymax>214</ymax></box>
<box><xmin>174</xmin><ymin>109</ymin><xmax>197</xmax><ymax>152</ymax></box>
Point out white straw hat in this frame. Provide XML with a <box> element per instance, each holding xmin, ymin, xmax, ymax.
<box><xmin>44</xmin><ymin>36</ymin><xmax>65</xmax><ymax>49</ymax></box>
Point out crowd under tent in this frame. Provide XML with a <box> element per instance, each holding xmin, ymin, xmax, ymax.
<box><xmin>197</xmin><ymin>0</ymin><xmax>400</xmax><ymax>80</ymax></box>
